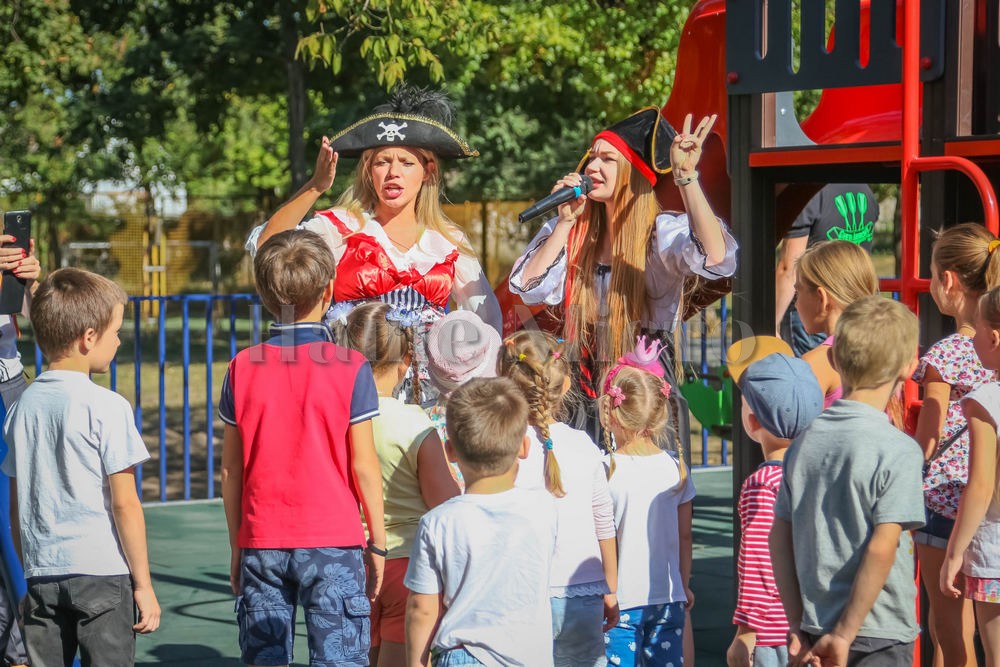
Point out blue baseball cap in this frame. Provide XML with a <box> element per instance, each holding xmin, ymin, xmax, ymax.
<box><xmin>740</xmin><ymin>353</ymin><xmax>824</xmax><ymax>440</ymax></box>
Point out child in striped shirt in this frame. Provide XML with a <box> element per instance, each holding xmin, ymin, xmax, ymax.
<box><xmin>724</xmin><ymin>337</ymin><xmax>824</xmax><ymax>667</ymax></box>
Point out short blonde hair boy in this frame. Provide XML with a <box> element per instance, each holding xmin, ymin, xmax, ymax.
<box><xmin>446</xmin><ymin>377</ymin><xmax>528</xmax><ymax>476</ymax></box>
<box><xmin>833</xmin><ymin>296</ymin><xmax>918</xmax><ymax>392</ymax></box>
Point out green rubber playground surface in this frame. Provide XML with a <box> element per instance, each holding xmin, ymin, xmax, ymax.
<box><xmin>138</xmin><ymin>467</ymin><xmax>735</xmax><ymax>666</ymax></box>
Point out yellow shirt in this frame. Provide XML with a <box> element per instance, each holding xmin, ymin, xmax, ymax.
<box><xmin>372</xmin><ymin>396</ymin><xmax>436</xmax><ymax>559</ymax></box>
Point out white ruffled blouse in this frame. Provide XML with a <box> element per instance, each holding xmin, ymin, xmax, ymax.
<box><xmin>508</xmin><ymin>212</ymin><xmax>738</xmax><ymax>332</ymax></box>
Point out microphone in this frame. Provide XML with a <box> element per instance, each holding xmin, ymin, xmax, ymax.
<box><xmin>518</xmin><ymin>175</ymin><xmax>594</xmax><ymax>223</ymax></box>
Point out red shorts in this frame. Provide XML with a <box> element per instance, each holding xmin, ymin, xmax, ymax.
<box><xmin>371</xmin><ymin>557</ymin><xmax>410</xmax><ymax>646</ymax></box>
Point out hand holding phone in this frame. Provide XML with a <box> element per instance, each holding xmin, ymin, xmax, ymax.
<box><xmin>0</xmin><ymin>211</ymin><xmax>32</xmax><ymax>314</ymax></box>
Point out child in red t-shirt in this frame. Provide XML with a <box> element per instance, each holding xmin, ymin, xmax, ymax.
<box><xmin>219</xmin><ymin>229</ymin><xmax>386</xmax><ymax>667</ymax></box>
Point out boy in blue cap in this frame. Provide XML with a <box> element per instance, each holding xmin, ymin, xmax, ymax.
<box><xmin>725</xmin><ymin>336</ymin><xmax>824</xmax><ymax>667</ymax></box>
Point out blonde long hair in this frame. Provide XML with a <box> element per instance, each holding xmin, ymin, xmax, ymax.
<box><xmin>566</xmin><ymin>152</ymin><xmax>659</xmax><ymax>371</ymax></box>
<box><xmin>336</xmin><ymin>147</ymin><xmax>474</xmax><ymax>256</ymax></box>
<box><xmin>498</xmin><ymin>331</ymin><xmax>571</xmax><ymax>497</ymax></box>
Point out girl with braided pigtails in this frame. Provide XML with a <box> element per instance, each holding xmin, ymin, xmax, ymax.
<box><xmin>498</xmin><ymin>331</ymin><xmax>618</xmax><ymax>667</ymax></box>
<box><xmin>598</xmin><ymin>337</ymin><xmax>693</xmax><ymax>667</ymax></box>
<box><xmin>338</xmin><ymin>301</ymin><xmax>461</xmax><ymax>666</ymax></box>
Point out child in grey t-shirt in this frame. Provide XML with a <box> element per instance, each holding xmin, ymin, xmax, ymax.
<box><xmin>2</xmin><ymin>269</ymin><xmax>159</xmax><ymax>665</ymax></box>
<box><xmin>771</xmin><ymin>297</ymin><xmax>925</xmax><ymax>667</ymax></box>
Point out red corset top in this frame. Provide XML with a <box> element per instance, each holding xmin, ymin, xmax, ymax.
<box><xmin>319</xmin><ymin>210</ymin><xmax>459</xmax><ymax>308</ymax></box>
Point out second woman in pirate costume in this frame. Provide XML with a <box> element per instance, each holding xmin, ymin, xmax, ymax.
<box><xmin>247</xmin><ymin>87</ymin><xmax>501</xmax><ymax>403</ymax></box>
<box><xmin>509</xmin><ymin>109</ymin><xmax>738</xmax><ymax>440</ymax></box>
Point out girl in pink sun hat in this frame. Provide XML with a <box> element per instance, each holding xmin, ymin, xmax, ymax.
<box><xmin>424</xmin><ymin>310</ymin><xmax>502</xmax><ymax>482</ymax></box>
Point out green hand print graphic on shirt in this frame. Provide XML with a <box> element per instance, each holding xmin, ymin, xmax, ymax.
<box><xmin>827</xmin><ymin>192</ymin><xmax>875</xmax><ymax>244</ymax></box>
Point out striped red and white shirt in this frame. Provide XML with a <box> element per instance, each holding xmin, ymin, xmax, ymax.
<box><xmin>733</xmin><ymin>460</ymin><xmax>790</xmax><ymax>647</ymax></box>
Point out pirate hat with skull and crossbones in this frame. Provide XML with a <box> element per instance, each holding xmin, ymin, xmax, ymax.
<box><xmin>330</xmin><ymin>86</ymin><xmax>478</xmax><ymax>159</ymax></box>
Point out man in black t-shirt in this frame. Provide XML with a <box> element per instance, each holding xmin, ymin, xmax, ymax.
<box><xmin>776</xmin><ymin>184</ymin><xmax>878</xmax><ymax>356</ymax></box>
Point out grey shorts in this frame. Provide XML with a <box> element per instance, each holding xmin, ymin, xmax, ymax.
<box><xmin>804</xmin><ymin>633</ymin><xmax>913</xmax><ymax>667</ymax></box>
<box><xmin>24</xmin><ymin>574</ymin><xmax>135</xmax><ymax>667</ymax></box>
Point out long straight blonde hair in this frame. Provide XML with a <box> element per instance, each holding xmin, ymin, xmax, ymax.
<box><xmin>566</xmin><ymin>152</ymin><xmax>659</xmax><ymax>371</ymax></box>
<box><xmin>335</xmin><ymin>147</ymin><xmax>474</xmax><ymax>256</ymax></box>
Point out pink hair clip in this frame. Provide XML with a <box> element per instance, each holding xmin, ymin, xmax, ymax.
<box><xmin>660</xmin><ymin>382</ymin><xmax>672</xmax><ymax>399</ymax></box>
<box><xmin>552</xmin><ymin>351</ymin><xmax>561</xmax><ymax>360</ymax></box>
<box><xmin>607</xmin><ymin>385</ymin><xmax>626</xmax><ymax>408</ymax></box>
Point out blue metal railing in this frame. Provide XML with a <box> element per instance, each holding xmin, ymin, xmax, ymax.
<box><xmin>28</xmin><ymin>292</ymin><xmax>729</xmax><ymax>502</ymax></box>
<box><xmin>34</xmin><ymin>294</ymin><xmax>263</xmax><ymax>502</ymax></box>
<box><xmin>681</xmin><ymin>298</ymin><xmax>731</xmax><ymax>467</ymax></box>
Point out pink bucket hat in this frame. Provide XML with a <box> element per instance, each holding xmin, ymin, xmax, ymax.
<box><xmin>426</xmin><ymin>311</ymin><xmax>502</xmax><ymax>397</ymax></box>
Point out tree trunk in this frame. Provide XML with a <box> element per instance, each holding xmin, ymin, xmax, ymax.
<box><xmin>281</xmin><ymin>5</ymin><xmax>307</xmax><ymax>194</ymax></box>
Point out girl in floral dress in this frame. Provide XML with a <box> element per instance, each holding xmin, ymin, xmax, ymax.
<box><xmin>914</xmin><ymin>223</ymin><xmax>1000</xmax><ymax>667</ymax></box>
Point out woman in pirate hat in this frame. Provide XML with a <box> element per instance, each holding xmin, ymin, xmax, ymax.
<box><xmin>246</xmin><ymin>87</ymin><xmax>501</xmax><ymax>403</ymax></box>
<box><xmin>509</xmin><ymin>109</ymin><xmax>738</xmax><ymax>439</ymax></box>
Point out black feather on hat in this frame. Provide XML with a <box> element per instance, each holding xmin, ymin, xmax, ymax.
<box><xmin>330</xmin><ymin>86</ymin><xmax>478</xmax><ymax>159</ymax></box>
<box><xmin>581</xmin><ymin>107</ymin><xmax>677</xmax><ymax>185</ymax></box>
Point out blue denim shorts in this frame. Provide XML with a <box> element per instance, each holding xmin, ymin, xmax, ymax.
<box><xmin>236</xmin><ymin>547</ymin><xmax>370</xmax><ymax>667</ymax></box>
<box><xmin>432</xmin><ymin>646</ymin><xmax>485</xmax><ymax>666</ymax></box>
<box><xmin>551</xmin><ymin>595</ymin><xmax>605</xmax><ymax>667</ymax></box>
<box><xmin>913</xmin><ymin>509</ymin><xmax>954</xmax><ymax>549</ymax></box>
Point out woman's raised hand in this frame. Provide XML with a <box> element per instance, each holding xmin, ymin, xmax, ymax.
<box><xmin>311</xmin><ymin>136</ymin><xmax>339</xmax><ymax>193</ymax></box>
<box><xmin>553</xmin><ymin>172</ymin><xmax>588</xmax><ymax>226</ymax></box>
<box><xmin>670</xmin><ymin>113</ymin><xmax>717</xmax><ymax>176</ymax></box>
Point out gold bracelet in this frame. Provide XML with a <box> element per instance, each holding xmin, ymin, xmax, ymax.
<box><xmin>674</xmin><ymin>171</ymin><xmax>699</xmax><ymax>186</ymax></box>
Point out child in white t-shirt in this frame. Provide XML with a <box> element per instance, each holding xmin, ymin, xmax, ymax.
<box><xmin>599</xmin><ymin>338</ymin><xmax>694</xmax><ymax>667</ymax></box>
<box><xmin>500</xmin><ymin>330</ymin><xmax>618</xmax><ymax>667</ymax></box>
<box><xmin>405</xmin><ymin>377</ymin><xmax>557</xmax><ymax>667</ymax></box>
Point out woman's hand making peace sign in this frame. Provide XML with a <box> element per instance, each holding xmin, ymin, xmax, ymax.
<box><xmin>670</xmin><ymin>113</ymin><xmax>718</xmax><ymax>178</ymax></box>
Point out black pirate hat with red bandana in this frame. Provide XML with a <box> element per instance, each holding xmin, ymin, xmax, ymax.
<box><xmin>581</xmin><ymin>106</ymin><xmax>677</xmax><ymax>186</ymax></box>
<box><xmin>330</xmin><ymin>86</ymin><xmax>478</xmax><ymax>159</ymax></box>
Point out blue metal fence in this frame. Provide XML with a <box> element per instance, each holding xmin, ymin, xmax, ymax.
<box><xmin>34</xmin><ymin>294</ymin><xmax>262</xmax><ymax>502</ymax></box>
<box><xmin>681</xmin><ymin>299</ymin><xmax>731</xmax><ymax>467</ymax></box>
<box><xmin>28</xmin><ymin>293</ymin><xmax>728</xmax><ymax>503</ymax></box>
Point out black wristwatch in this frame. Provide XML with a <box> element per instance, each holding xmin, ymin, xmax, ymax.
<box><xmin>366</xmin><ymin>539</ymin><xmax>388</xmax><ymax>557</ymax></box>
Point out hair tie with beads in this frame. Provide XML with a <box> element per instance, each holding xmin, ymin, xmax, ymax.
<box><xmin>989</xmin><ymin>240</ymin><xmax>1000</xmax><ymax>255</ymax></box>
<box><xmin>518</xmin><ymin>353</ymin><xmax>526</xmax><ymax>362</ymax></box>
<box><xmin>552</xmin><ymin>351</ymin><xmax>561</xmax><ymax>360</ymax></box>
<box><xmin>544</xmin><ymin>437</ymin><xmax>554</xmax><ymax>451</ymax></box>
<box><xmin>660</xmin><ymin>381</ymin><xmax>672</xmax><ymax>399</ymax></box>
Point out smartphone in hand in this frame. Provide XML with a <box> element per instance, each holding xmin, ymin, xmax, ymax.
<box><xmin>0</xmin><ymin>211</ymin><xmax>32</xmax><ymax>315</ymax></box>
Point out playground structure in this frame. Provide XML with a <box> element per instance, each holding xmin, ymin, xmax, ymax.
<box><xmin>719</xmin><ymin>0</ymin><xmax>1000</xmax><ymax>472</ymax></box>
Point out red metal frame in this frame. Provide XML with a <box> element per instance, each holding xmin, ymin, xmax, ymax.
<box><xmin>898</xmin><ymin>1</ymin><xmax>999</xmax><ymax>314</ymax></box>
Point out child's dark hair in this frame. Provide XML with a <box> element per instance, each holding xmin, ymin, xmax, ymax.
<box><xmin>30</xmin><ymin>268</ymin><xmax>128</xmax><ymax>360</ymax></box>
<box><xmin>446</xmin><ymin>377</ymin><xmax>529</xmax><ymax>476</ymax></box>
<box><xmin>340</xmin><ymin>302</ymin><xmax>421</xmax><ymax>403</ymax></box>
<box><xmin>932</xmin><ymin>222</ymin><xmax>1000</xmax><ymax>295</ymax></box>
<box><xmin>498</xmin><ymin>330</ymin><xmax>570</xmax><ymax>497</ymax></box>
<box><xmin>598</xmin><ymin>365</ymin><xmax>686</xmax><ymax>490</ymax></box>
<box><xmin>254</xmin><ymin>229</ymin><xmax>336</xmax><ymax>321</ymax></box>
